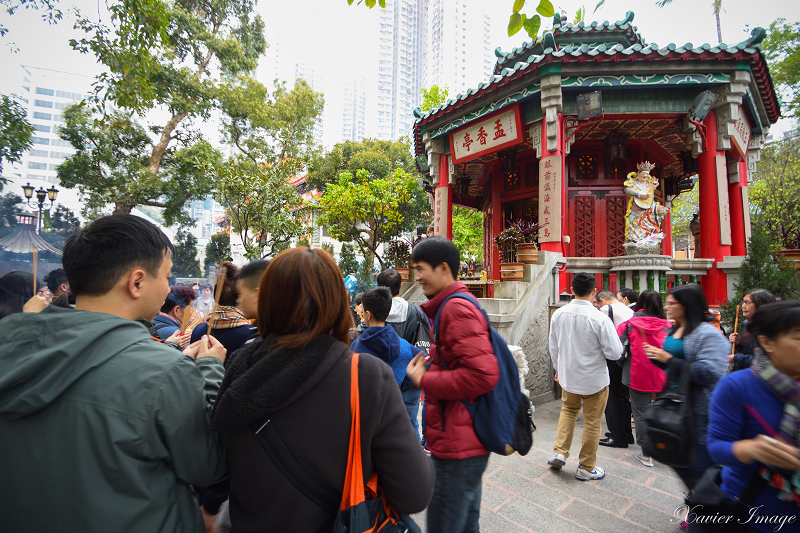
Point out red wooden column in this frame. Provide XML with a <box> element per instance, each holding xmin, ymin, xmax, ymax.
<box><xmin>662</xmin><ymin>211</ymin><xmax>673</xmax><ymax>256</ymax></box>
<box><xmin>490</xmin><ymin>165</ymin><xmax>503</xmax><ymax>281</ymax></box>
<box><xmin>433</xmin><ymin>154</ymin><xmax>453</xmax><ymax>240</ymax></box>
<box><xmin>728</xmin><ymin>159</ymin><xmax>748</xmax><ymax>256</ymax></box>
<box><xmin>696</xmin><ymin>110</ymin><xmax>732</xmax><ymax>305</ymax></box>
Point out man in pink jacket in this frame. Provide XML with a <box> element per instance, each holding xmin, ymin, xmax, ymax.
<box><xmin>407</xmin><ymin>236</ymin><xmax>498</xmax><ymax>533</ymax></box>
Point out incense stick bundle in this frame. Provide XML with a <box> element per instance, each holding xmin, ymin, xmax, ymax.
<box><xmin>731</xmin><ymin>304</ymin><xmax>740</xmax><ymax>356</ymax></box>
<box><xmin>208</xmin><ymin>267</ymin><xmax>227</xmax><ymax>337</ymax></box>
<box><xmin>32</xmin><ymin>247</ymin><xmax>39</xmax><ymax>296</ymax></box>
<box><xmin>180</xmin><ymin>306</ymin><xmax>198</xmax><ymax>334</ymax></box>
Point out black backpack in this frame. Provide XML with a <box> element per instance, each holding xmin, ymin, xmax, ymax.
<box><xmin>643</xmin><ymin>359</ymin><xmax>695</xmax><ymax>468</ymax></box>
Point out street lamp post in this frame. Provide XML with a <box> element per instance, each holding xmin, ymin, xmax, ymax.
<box><xmin>22</xmin><ymin>182</ymin><xmax>59</xmax><ymax>234</ymax></box>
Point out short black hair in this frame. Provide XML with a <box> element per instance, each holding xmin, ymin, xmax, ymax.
<box><xmin>749</xmin><ymin>301</ymin><xmax>800</xmax><ymax>341</ymax></box>
<box><xmin>595</xmin><ymin>289</ymin><xmax>616</xmax><ymax>302</ymax></box>
<box><xmin>619</xmin><ymin>288</ymin><xmax>638</xmax><ymax>304</ymax></box>
<box><xmin>360</xmin><ymin>287</ymin><xmax>392</xmax><ymax>323</ymax></box>
<box><xmin>63</xmin><ymin>214</ymin><xmax>174</xmax><ymax>297</ymax></box>
<box><xmin>635</xmin><ymin>290</ymin><xmax>666</xmax><ymax>319</ymax></box>
<box><xmin>410</xmin><ymin>237</ymin><xmax>459</xmax><ymax>279</ymax></box>
<box><xmin>238</xmin><ymin>259</ymin><xmax>270</xmax><ymax>289</ymax></box>
<box><xmin>353</xmin><ymin>292</ymin><xmax>364</xmax><ymax>306</ymax></box>
<box><xmin>376</xmin><ymin>269</ymin><xmax>402</xmax><ymax>296</ymax></box>
<box><xmin>0</xmin><ymin>271</ymin><xmax>41</xmax><ymax>321</ymax></box>
<box><xmin>571</xmin><ymin>272</ymin><xmax>596</xmax><ymax>297</ymax></box>
<box><xmin>44</xmin><ymin>269</ymin><xmax>68</xmax><ymax>294</ymax></box>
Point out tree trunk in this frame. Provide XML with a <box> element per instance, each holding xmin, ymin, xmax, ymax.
<box><xmin>114</xmin><ymin>202</ymin><xmax>135</xmax><ymax>214</ymax></box>
<box><xmin>714</xmin><ymin>1</ymin><xmax>723</xmax><ymax>43</ymax></box>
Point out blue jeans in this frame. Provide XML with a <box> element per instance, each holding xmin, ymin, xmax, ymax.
<box><xmin>402</xmin><ymin>387</ymin><xmax>422</xmax><ymax>441</ymax></box>
<box><xmin>427</xmin><ymin>454</ymin><xmax>490</xmax><ymax>533</ymax></box>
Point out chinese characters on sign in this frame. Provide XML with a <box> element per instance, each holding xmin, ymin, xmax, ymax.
<box><xmin>433</xmin><ymin>186</ymin><xmax>451</xmax><ymax>237</ymax></box>
<box><xmin>715</xmin><ymin>155</ymin><xmax>732</xmax><ymax>246</ymax></box>
<box><xmin>538</xmin><ymin>155</ymin><xmax>562</xmax><ymax>243</ymax></box>
<box><xmin>731</xmin><ymin>107</ymin><xmax>752</xmax><ymax>159</ymax></box>
<box><xmin>449</xmin><ymin>105</ymin><xmax>523</xmax><ymax>164</ymax></box>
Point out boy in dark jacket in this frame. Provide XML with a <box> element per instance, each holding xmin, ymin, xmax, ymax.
<box><xmin>351</xmin><ymin>287</ymin><xmax>423</xmax><ymax>439</ymax></box>
<box><xmin>406</xmin><ymin>236</ymin><xmax>498</xmax><ymax>533</ymax></box>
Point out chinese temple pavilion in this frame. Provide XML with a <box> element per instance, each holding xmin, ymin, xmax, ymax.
<box><xmin>412</xmin><ymin>11</ymin><xmax>780</xmax><ymax>306</ymax></box>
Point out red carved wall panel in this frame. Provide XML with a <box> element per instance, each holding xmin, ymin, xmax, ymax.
<box><xmin>574</xmin><ymin>195</ymin><xmax>596</xmax><ymax>257</ymax></box>
<box><xmin>606</xmin><ymin>194</ymin><xmax>627</xmax><ymax>257</ymax></box>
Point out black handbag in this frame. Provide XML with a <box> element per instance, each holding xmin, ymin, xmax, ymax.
<box><xmin>643</xmin><ymin>359</ymin><xmax>696</xmax><ymax>468</ymax></box>
<box><xmin>685</xmin><ymin>464</ymin><xmax>768</xmax><ymax>532</ymax></box>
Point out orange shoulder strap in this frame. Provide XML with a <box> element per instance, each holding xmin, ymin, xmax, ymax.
<box><xmin>340</xmin><ymin>352</ymin><xmax>365</xmax><ymax>510</ymax></box>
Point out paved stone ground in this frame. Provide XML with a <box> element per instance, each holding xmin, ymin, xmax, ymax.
<box><xmin>412</xmin><ymin>399</ymin><xmax>689</xmax><ymax>533</ymax></box>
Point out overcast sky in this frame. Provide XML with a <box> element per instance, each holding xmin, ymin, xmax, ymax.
<box><xmin>1</xmin><ymin>0</ymin><xmax>798</xmax><ymax>145</ymax></box>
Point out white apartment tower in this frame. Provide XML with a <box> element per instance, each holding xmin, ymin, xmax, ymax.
<box><xmin>375</xmin><ymin>0</ymin><xmax>492</xmax><ymax>142</ymax></box>
<box><xmin>419</xmin><ymin>0</ymin><xmax>493</xmax><ymax>96</ymax></box>
<box><xmin>342</xmin><ymin>78</ymin><xmax>367</xmax><ymax>143</ymax></box>
<box><xmin>13</xmin><ymin>66</ymin><xmax>95</xmax><ymax>184</ymax></box>
<box><xmin>376</xmin><ymin>0</ymin><xmax>420</xmax><ymax>141</ymax></box>
<box><xmin>294</xmin><ymin>63</ymin><xmax>325</xmax><ymax>146</ymax></box>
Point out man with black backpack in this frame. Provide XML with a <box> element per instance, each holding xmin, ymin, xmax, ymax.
<box><xmin>548</xmin><ymin>273</ymin><xmax>623</xmax><ymax>482</ymax></box>
<box><xmin>406</xmin><ymin>237</ymin><xmax>498</xmax><ymax>533</ymax></box>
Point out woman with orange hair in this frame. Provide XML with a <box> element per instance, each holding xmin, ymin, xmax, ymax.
<box><xmin>210</xmin><ymin>247</ymin><xmax>434</xmax><ymax>532</ymax></box>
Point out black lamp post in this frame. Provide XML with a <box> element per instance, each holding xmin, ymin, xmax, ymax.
<box><xmin>22</xmin><ymin>182</ymin><xmax>59</xmax><ymax>234</ymax></box>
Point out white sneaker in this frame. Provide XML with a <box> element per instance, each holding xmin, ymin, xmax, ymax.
<box><xmin>635</xmin><ymin>451</ymin><xmax>653</xmax><ymax>467</ymax></box>
<box><xmin>575</xmin><ymin>465</ymin><xmax>605</xmax><ymax>481</ymax></box>
<box><xmin>547</xmin><ymin>453</ymin><xmax>566</xmax><ymax>470</ymax></box>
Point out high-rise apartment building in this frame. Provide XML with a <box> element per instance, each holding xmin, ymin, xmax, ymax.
<box><xmin>375</xmin><ymin>0</ymin><xmax>492</xmax><ymax>142</ymax></box>
<box><xmin>419</xmin><ymin>0</ymin><xmax>493</xmax><ymax>96</ymax></box>
<box><xmin>342</xmin><ymin>78</ymin><xmax>367</xmax><ymax>143</ymax></box>
<box><xmin>13</xmin><ymin>66</ymin><xmax>95</xmax><ymax>184</ymax></box>
<box><xmin>376</xmin><ymin>0</ymin><xmax>420</xmax><ymax>141</ymax></box>
<box><xmin>294</xmin><ymin>63</ymin><xmax>325</xmax><ymax>146</ymax></box>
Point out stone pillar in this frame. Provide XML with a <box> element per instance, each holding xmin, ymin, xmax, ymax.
<box><xmin>697</xmin><ymin>109</ymin><xmax>732</xmax><ymax>305</ymax></box>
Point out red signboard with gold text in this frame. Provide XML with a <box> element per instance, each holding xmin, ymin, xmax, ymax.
<box><xmin>448</xmin><ymin>104</ymin><xmax>524</xmax><ymax>165</ymax></box>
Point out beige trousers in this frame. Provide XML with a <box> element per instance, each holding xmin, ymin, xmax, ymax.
<box><xmin>553</xmin><ymin>386</ymin><xmax>610</xmax><ymax>471</ymax></box>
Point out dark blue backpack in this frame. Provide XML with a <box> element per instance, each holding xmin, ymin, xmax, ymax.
<box><xmin>432</xmin><ymin>293</ymin><xmax>534</xmax><ymax>456</ymax></box>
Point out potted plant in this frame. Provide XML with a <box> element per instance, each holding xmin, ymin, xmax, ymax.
<box><xmin>385</xmin><ymin>239</ymin><xmax>411</xmax><ymax>281</ymax></box>
<box><xmin>511</xmin><ymin>219</ymin><xmax>545</xmax><ymax>264</ymax></box>
<box><xmin>494</xmin><ymin>226</ymin><xmax>524</xmax><ymax>281</ymax></box>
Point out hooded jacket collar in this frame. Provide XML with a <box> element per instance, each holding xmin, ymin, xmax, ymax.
<box><xmin>211</xmin><ymin>333</ymin><xmax>348</xmax><ymax>431</ymax></box>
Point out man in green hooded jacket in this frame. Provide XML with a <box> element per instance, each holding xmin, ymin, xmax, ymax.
<box><xmin>0</xmin><ymin>214</ymin><xmax>227</xmax><ymax>532</ymax></box>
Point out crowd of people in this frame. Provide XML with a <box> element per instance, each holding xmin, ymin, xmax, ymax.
<box><xmin>0</xmin><ymin>213</ymin><xmax>798</xmax><ymax>533</ymax></box>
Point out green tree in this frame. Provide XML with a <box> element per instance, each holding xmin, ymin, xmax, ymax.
<box><xmin>173</xmin><ymin>229</ymin><xmax>202</xmax><ymax>278</ymax></box>
<box><xmin>452</xmin><ymin>207</ymin><xmax>484</xmax><ymax>267</ymax></box>
<box><xmin>0</xmin><ymin>94</ymin><xmax>34</xmax><ymax>190</ymax></box>
<box><xmin>204</xmin><ymin>232</ymin><xmax>231</xmax><ymax>276</ymax></box>
<box><xmin>307</xmin><ymin>137</ymin><xmax>429</xmax><ymax>233</ymax></box>
<box><xmin>317</xmin><ymin>168</ymin><xmax>418</xmax><ymax>269</ymax></box>
<box><xmin>338</xmin><ymin>242</ymin><xmax>359</xmax><ymax>276</ymax></box>
<box><xmin>0</xmin><ymin>192</ymin><xmax>22</xmax><ymax>237</ymax></box>
<box><xmin>214</xmin><ymin>158</ymin><xmax>306</xmax><ymax>259</ymax></box>
<box><xmin>39</xmin><ymin>204</ymin><xmax>81</xmax><ymax>250</ymax></box>
<box><xmin>763</xmin><ymin>18</ymin><xmax>800</xmax><ymax>120</ymax></box>
<box><xmin>57</xmin><ymin>104</ymin><xmax>221</xmax><ymax>224</ymax></box>
<box><xmin>59</xmin><ymin>0</ymin><xmax>265</xmax><ymax>221</ymax></box>
<box><xmin>749</xmin><ymin>137</ymin><xmax>800</xmax><ymax>250</ymax></box>
<box><xmin>419</xmin><ymin>84</ymin><xmax>449</xmax><ymax>113</ymax></box>
<box><xmin>670</xmin><ymin>181</ymin><xmax>699</xmax><ymax>252</ymax></box>
<box><xmin>720</xmin><ymin>227</ymin><xmax>800</xmax><ymax>332</ymax></box>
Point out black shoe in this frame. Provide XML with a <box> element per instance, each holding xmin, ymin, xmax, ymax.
<box><xmin>599</xmin><ymin>437</ymin><xmax>628</xmax><ymax>448</ymax></box>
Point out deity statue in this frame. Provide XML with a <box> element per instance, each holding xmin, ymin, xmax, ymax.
<box><xmin>623</xmin><ymin>161</ymin><xmax>669</xmax><ymax>254</ymax></box>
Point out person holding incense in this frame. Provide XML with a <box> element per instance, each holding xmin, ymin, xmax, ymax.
<box><xmin>152</xmin><ymin>285</ymin><xmax>197</xmax><ymax>346</ymax></box>
<box><xmin>707</xmin><ymin>300</ymin><xmax>800</xmax><ymax>532</ymax></box>
<box><xmin>728</xmin><ymin>288</ymin><xmax>777</xmax><ymax>370</ymax></box>
<box><xmin>0</xmin><ymin>271</ymin><xmax>46</xmax><ymax>321</ymax></box>
<box><xmin>191</xmin><ymin>261</ymin><xmax>254</xmax><ymax>355</ymax></box>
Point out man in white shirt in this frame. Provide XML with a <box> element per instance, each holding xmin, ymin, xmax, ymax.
<box><xmin>595</xmin><ymin>290</ymin><xmax>634</xmax><ymax>449</ymax></box>
<box><xmin>548</xmin><ymin>273</ymin><xmax>623</xmax><ymax>481</ymax></box>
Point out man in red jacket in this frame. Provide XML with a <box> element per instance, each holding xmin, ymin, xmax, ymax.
<box><xmin>407</xmin><ymin>236</ymin><xmax>498</xmax><ymax>533</ymax></box>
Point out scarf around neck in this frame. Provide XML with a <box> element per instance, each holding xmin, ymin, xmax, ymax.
<box><xmin>751</xmin><ymin>350</ymin><xmax>800</xmax><ymax>447</ymax></box>
<box><xmin>209</xmin><ymin>305</ymin><xmax>250</xmax><ymax>330</ymax></box>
